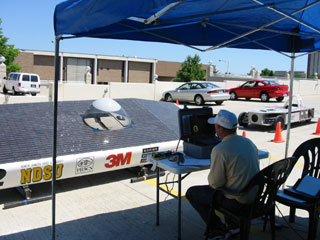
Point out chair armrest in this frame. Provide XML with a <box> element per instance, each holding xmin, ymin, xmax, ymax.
<box><xmin>283</xmin><ymin>188</ymin><xmax>319</xmax><ymax>203</ymax></box>
<box><xmin>215</xmin><ymin>187</ymin><xmax>249</xmax><ymax>197</ymax></box>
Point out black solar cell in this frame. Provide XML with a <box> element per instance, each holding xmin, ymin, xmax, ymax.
<box><xmin>0</xmin><ymin>99</ymin><xmax>179</xmax><ymax>164</ymax></box>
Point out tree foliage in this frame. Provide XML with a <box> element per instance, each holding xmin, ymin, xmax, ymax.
<box><xmin>260</xmin><ymin>68</ymin><xmax>274</xmax><ymax>76</ymax></box>
<box><xmin>0</xmin><ymin>19</ymin><xmax>21</xmax><ymax>75</ymax></box>
<box><xmin>173</xmin><ymin>54</ymin><xmax>206</xmax><ymax>82</ymax></box>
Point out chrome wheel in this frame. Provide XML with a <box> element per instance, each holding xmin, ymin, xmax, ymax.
<box><xmin>165</xmin><ymin>93</ymin><xmax>173</xmax><ymax>102</ymax></box>
<box><xmin>230</xmin><ymin>91</ymin><xmax>237</xmax><ymax>100</ymax></box>
<box><xmin>260</xmin><ymin>92</ymin><xmax>269</xmax><ymax>102</ymax></box>
<box><xmin>194</xmin><ymin>95</ymin><xmax>204</xmax><ymax>105</ymax></box>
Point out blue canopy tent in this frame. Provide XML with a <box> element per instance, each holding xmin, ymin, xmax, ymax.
<box><xmin>53</xmin><ymin>0</ymin><xmax>320</xmax><ymax>239</ymax></box>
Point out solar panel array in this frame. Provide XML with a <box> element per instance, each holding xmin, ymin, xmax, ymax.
<box><xmin>0</xmin><ymin>99</ymin><xmax>179</xmax><ymax>164</ymax></box>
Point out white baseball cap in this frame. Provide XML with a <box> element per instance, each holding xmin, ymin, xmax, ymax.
<box><xmin>208</xmin><ymin>109</ymin><xmax>238</xmax><ymax>129</ymax></box>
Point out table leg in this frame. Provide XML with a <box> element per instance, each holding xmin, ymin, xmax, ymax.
<box><xmin>156</xmin><ymin>166</ymin><xmax>160</xmax><ymax>226</ymax></box>
<box><xmin>178</xmin><ymin>174</ymin><xmax>181</xmax><ymax>240</ymax></box>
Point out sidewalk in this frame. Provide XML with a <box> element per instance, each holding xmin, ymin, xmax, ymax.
<box><xmin>0</xmin><ymin>166</ymin><xmax>316</xmax><ymax>240</ymax></box>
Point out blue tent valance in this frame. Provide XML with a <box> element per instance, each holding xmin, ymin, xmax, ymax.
<box><xmin>54</xmin><ymin>0</ymin><xmax>320</xmax><ymax>53</ymax></box>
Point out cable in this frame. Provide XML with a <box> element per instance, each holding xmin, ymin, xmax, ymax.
<box><xmin>175</xmin><ymin>137</ymin><xmax>182</xmax><ymax>152</ymax></box>
<box><xmin>164</xmin><ymin>173</ymin><xmax>176</xmax><ymax>201</ymax></box>
<box><xmin>275</xmin><ymin>203</ymin><xmax>306</xmax><ymax>240</ymax></box>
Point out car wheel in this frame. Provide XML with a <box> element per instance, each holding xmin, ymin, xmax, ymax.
<box><xmin>230</xmin><ymin>91</ymin><xmax>237</xmax><ymax>100</ymax></box>
<box><xmin>273</xmin><ymin>115</ymin><xmax>285</xmax><ymax>131</ymax></box>
<box><xmin>3</xmin><ymin>86</ymin><xmax>7</xmax><ymax>94</ymax></box>
<box><xmin>215</xmin><ymin>101</ymin><xmax>223</xmax><ymax>105</ymax></box>
<box><xmin>276</xmin><ymin>97</ymin><xmax>284</xmax><ymax>102</ymax></box>
<box><xmin>260</xmin><ymin>92</ymin><xmax>269</xmax><ymax>102</ymax></box>
<box><xmin>246</xmin><ymin>98</ymin><xmax>251</xmax><ymax>101</ymax></box>
<box><xmin>31</xmin><ymin>93</ymin><xmax>36</xmax><ymax>96</ymax></box>
<box><xmin>238</xmin><ymin>112</ymin><xmax>248</xmax><ymax>127</ymax></box>
<box><xmin>165</xmin><ymin>93</ymin><xmax>173</xmax><ymax>102</ymax></box>
<box><xmin>194</xmin><ymin>95</ymin><xmax>204</xmax><ymax>105</ymax></box>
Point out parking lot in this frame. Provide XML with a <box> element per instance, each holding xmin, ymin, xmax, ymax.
<box><xmin>0</xmin><ymin>93</ymin><xmax>319</xmax><ymax>240</ymax></box>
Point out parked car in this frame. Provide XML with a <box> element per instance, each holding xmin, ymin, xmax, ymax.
<box><xmin>238</xmin><ymin>95</ymin><xmax>314</xmax><ymax>130</ymax></box>
<box><xmin>3</xmin><ymin>72</ymin><xmax>40</xmax><ymax>96</ymax></box>
<box><xmin>162</xmin><ymin>81</ymin><xmax>230</xmax><ymax>106</ymax></box>
<box><xmin>229</xmin><ymin>79</ymin><xmax>289</xmax><ymax>102</ymax></box>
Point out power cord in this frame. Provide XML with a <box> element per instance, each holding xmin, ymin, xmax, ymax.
<box><xmin>175</xmin><ymin>138</ymin><xmax>182</xmax><ymax>152</ymax></box>
<box><xmin>164</xmin><ymin>172</ymin><xmax>176</xmax><ymax>201</ymax></box>
<box><xmin>275</xmin><ymin>203</ymin><xmax>306</xmax><ymax>240</ymax></box>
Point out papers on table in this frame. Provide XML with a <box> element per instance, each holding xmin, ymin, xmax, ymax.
<box><xmin>179</xmin><ymin>155</ymin><xmax>210</xmax><ymax>166</ymax></box>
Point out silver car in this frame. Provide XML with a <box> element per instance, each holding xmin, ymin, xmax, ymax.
<box><xmin>162</xmin><ymin>81</ymin><xmax>230</xmax><ymax>105</ymax></box>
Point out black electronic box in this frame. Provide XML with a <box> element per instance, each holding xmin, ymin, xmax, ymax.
<box><xmin>178</xmin><ymin>107</ymin><xmax>221</xmax><ymax>159</ymax></box>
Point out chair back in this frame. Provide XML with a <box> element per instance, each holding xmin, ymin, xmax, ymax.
<box><xmin>292</xmin><ymin>138</ymin><xmax>320</xmax><ymax>179</ymax></box>
<box><xmin>244</xmin><ymin>157</ymin><xmax>294</xmax><ymax>218</ymax></box>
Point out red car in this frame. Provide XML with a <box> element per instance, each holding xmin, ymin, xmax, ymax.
<box><xmin>229</xmin><ymin>79</ymin><xmax>289</xmax><ymax>102</ymax></box>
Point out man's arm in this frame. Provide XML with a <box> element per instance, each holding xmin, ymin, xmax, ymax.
<box><xmin>208</xmin><ymin>150</ymin><xmax>226</xmax><ymax>188</ymax></box>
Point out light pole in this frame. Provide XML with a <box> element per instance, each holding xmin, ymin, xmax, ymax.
<box><xmin>218</xmin><ymin>59</ymin><xmax>229</xmax><ymax>74</ymax></box>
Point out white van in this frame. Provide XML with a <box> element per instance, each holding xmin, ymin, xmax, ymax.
<box><xmin>3</xmin><ymin>72</ymin><xmax>40</xmax><ymax>96</ymax></box>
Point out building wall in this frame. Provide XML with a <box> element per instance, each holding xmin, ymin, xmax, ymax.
<box><xmin>14</xmin><ymin>50</ymin><xmax>214</xmax><ymax>84</ymax></box>
<box><xmin>14</xmin><ymin>52</ymin><xmax>34</xmax><ymax>73</ymax></box>
<box><xmin>307</xmin><ymin>52</ymin><xmax>320</xmax><ymax>77</ymax></box>
<box><xmin>14</xmin><ymin>52</ymin><xmax>56</xmax><ymax>80</ymax></box>
<box><xmin>97</xmin><ymin>59</ymin><xmax>123</xmax><ymax>83</ymax></box>
<box><xmin>156</xmin><ymin>61</ymin><xmax>181</xmax><ymax>81</ymax></box>
<box><xmin>33</xmin><ymin>55</ymin><xmax>55</xmax><ymax>80</ymax></box>
<box><xmin>156</xmin><ymin>60</ymin><xmax>210</xmax><ymax>81</ymax></box>
<box><xmin>128</xmin><ymin>62</ymin><xmax>151</xmax><ymax>83</ymax></box>
<box><xmin>157</xmin><ymin>76</ymin><xmax>174</xmax><ymax>82</ymax></box>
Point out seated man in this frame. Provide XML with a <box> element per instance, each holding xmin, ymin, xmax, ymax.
<box><xmin>186</xmin><ymin>109</ymin><xmax>259</xmax><ymax>239</ymax></box>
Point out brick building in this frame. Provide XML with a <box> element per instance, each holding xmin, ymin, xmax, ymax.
<box><xmin>14</xmin><ymin>50</ymin><xmax>212</xmax><ymax>83</ymax></box>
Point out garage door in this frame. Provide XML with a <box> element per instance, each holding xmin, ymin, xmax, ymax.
<box><xmin>66</xmin><ymin>58</ymin><xmax>92</xmax><ymax>82</ymax></box>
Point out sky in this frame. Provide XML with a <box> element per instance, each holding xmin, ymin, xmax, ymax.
<box><xmin>0</xmin><ymin>0</ymin><xmax>309</xmax><ymax>75</ymax></box>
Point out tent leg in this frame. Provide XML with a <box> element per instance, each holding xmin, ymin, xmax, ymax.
<box><xmin>285</xmin><ymin>52</ymin><xmax>295</xmax><ymax>158</ymax></box>
<box><xmin>52</xmin><ymin>35</ymin><xmax>61</xmax><ymax>240</ymax></box>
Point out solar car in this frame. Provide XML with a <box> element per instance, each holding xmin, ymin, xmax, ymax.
<box><xmin>238</xmin><ymin>95</ymin><xmax>314</xmax><ymax>130</ymax></box>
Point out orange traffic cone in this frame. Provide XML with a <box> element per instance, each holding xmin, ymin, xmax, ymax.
<box><xmin>176</xmin><ymin>99</ymin><xmax>180</xmax><ymax>105</ymax></box>
<box><xmin>313</xmin><ymin>118</ymin><xmax>320</xmax><ymax>135</ymax></box>
<box><xmin>272</xmin><ymin>122</ymin><xmax>285</xmax><ymax>143</ymax></box>
<box><xmin>242</xmin><ymin>130</ymin><xmax>246</xmax><ymax>137</ymax></box>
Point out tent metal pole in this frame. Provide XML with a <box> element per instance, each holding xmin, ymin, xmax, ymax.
<box><xmin>52</xmin><ymin>35</ymin><xmax>61</xmax><ymax>240</ymax></box>
<box><xmin>144</xmin><ymin>0</ymin><xmax>184</xmax><ymax>24</ymax></box>
<box><xmin>253</xmin><ymin>0</ymin><xmax>320</xmax><ymax>34</ymax></box>
<box><xmin>210</xmin><ymin>21</ymin><xmax>320</xmax><ymax>40</ymax></box>
<box><xmin>205</xmin><ymin>22</ymin><xmax>291</xmax><ymax>57</ymax></box>
<box><xmin>207</xmin><ymin>1</ymin><xmax>319</xmax><ymax>51</ymax></box>
<box><xmin>285</xmin><ymin>52</ymin><xmax>295</xmax><ymax>158</ymax></box>
<box><xmin>116</xmin><ymin>22</ymin><xmax>205</xmax><ymax>52</ymax></box>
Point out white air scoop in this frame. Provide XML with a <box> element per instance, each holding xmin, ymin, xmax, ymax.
<box><xmin>83</xmin><ymin>98</ymin><xmax>131</xmax><ymax>131</ymax></box>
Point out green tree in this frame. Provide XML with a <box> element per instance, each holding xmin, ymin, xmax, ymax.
<box><xmin>261</xmin><ymin>68</ymin><xmax>274</xmax><ymax>76</ymax></box>
<box><xmin>294</xmin><ymin>72</ymin><xmax>303</xmax><ymax>78</ymax></box>
<box><xmin>173</xmin><ymin>54</ymin><xmax>206</xmax><ymax>82</ymax></box>
<box><xmin>0</xmin><ymin>19</ymin><xmax>21</xmax><ymax>75</ymax></box>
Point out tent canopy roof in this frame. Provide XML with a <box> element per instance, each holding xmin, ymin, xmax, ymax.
<box><xmin>54</xmin><ymin>0</ymin><xmax>320</xmax><ymax>53</ymax></box>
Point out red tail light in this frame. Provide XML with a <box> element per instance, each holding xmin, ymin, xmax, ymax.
<box><xmin>207</xmin><ymin>90</ymin><xmax>219</xmax><ymax>94</ymax></box>
<box><xmin>208</xmin><ymin>89</ymin><xmax>229</xmax><ymax>94</ymax></box>
<box><xmin>18</xmin><ymin>83</ymin><xmax>21</xmax><ymax>87</ymax></box>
